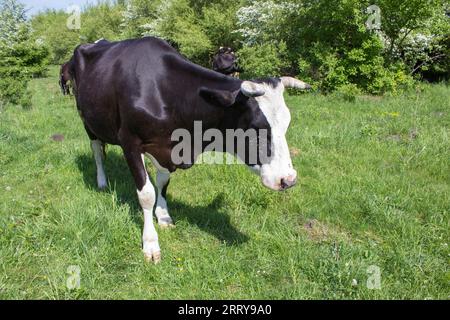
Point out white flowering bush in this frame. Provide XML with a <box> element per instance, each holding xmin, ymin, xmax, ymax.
<box><xmin>121</xmin><ymin>0</ymin><xmax>159</xmax><ymax>38</ymax></box>
<box><xmin>234</xmin><ymin>1</ymin><xmax>298</xmax><ymax>79</ymax></box>
<box><xmin>397</xmin><ymin>5</ymin><xmax>450</xmax><ymax>78</ymax></box>
<box><xmin>140</xmin><ymin>1</ymin><xmax>173</xmax><ymax>39</ymax></box>
<box><xmin>0</xmin><ymin>0</ymin><xmax>27</xmax><ymax>45</ymax></box>
<box><xmin>235</xmin><ymin>0</ymin><xmax>299</xmax><ymax>46</ymax></box>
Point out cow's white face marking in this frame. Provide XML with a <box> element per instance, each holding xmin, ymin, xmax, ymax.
<box><xmin>242</xmin><ymin>81</ymin><xmax>297</xmax><ymax>191</ymax></box>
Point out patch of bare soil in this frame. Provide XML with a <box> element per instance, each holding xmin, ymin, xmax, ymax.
<box><xmin>51</xmin><ymin>134</ymin><xmax>65</xmax><ymax>142</ymax></box>
<box><xmin>290</xmin><ymin>147</ymin><xmax>301</xmax><ymax>157</ymax></box>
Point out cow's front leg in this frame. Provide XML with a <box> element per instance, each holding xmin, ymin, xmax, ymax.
<box><xmin>139</xmin><ymin>176</ymin><xmax>161</xmax><ymax>264</ymax></box>
<box><xmin>91</xmin><ymin>140</ymin><xmax>107</xmax><ymax>189</ymax></box>
<box><xmin>155</xmin><ymin>171</ymin><xmax>174</xmax><ymax>228</ymax></box>
<box><xmin>123</xmin><ymin>148</ymin><xmax>161</xmax><ymax>263</ymax></box>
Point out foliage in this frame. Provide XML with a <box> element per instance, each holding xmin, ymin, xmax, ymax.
<box><xmin>27</xmin><ymin>0</ymin><xmax>450</xmax><ymax>94</ymax></box>
<box><xmin>142</xmin><ymin>0</ymin><xmax>240</xmax><ymax>65</ymax></box>
<box><xmin>199</xmin><ymin>1</ymin><xmax>242</xmax><ymax>49</ymax></box>
<box><xmin>80</xmin><ymin>2</ymin><xmax>125</xmax><ymax>43</ymax></box>
<box><xmin>238</xmin><ymin>42</ymin><xmax>289</xmax><ymax>79</ymax></box>
<box><xmin>333</xmin><ymin>83</ymin><xmax>362</xmax><ymax>102</ymax></box>
<box><xmin>0</xmin><ymin>0</ymin><xmax>49</xmax><ymax>108</ymax></box>
<box><xmin>31</xmin><ymin>10</ymin><xmax>80</xmax><ymax>65</ymax></box>
<box><xmin>396</xmin><ymin>4</ymin><xmax>450</xmax><ymax>80</ymax></box>
<box><xmin>234</xmin><ymin>0</ymin><xmax>447</xmax><ymax>93</ymax></box>
<box><xmin>31</xmin><ymin>1</ymin><xmax>125</xmax><ymax>65</ymax></box>
<box><xmin>235</xmin><ymin>0</ymin><xmax>298</xmax><ymax>46</ymax></box>
<box><xmin>280</xmin><ymin>0</ymin><xmax>416</xmax><ymax>93</ymax></box>
<box><xmin>375</xmin><ymin>0</ymin><xmax>444</xmax><ymax>61</ymax></box>
<box><xmin>121</xmin><ymin>0</ymin><xmax>161</xmax><ymax>38</ymax></box>
<box><xmin>142</xmin><ymin>0</ymin><xmax>213</xmax><ymax>62</ymax></box>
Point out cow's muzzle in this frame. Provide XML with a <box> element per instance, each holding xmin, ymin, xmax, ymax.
<box><xmin>280</xmin><ymin>177</ymin><xmax>297</xmax><ymax>191</ymax></box>
<box><xmin>261</xmin><ymin>172</ymin><xmax>298</xmax><ymax>192</ymax></box>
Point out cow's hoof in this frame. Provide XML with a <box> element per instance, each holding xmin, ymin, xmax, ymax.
<box><xmin>97</xmin><ymin>176</ymin><xmax>108</xmax><ymax>190</ymax></box>
<box><xmin>143</xmin><ymin>241</ymin><xmax>161</xmax><ymax>264</ymax></box>
<box><xmin>158</xmin><ymin>216</ymin><xmax>175</xmax><ymax>229</ymax></box>
<box><xmin>97</xmin><ymin>180</ymin><xmax>108</xmax><ymax>190</ymax></box>
<box><xmin>144</xmin><ymin>251</ymin><xmax>161</xmax><ymax>264</ymax></box>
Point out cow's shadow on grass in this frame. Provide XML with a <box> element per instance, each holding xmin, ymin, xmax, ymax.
<box><xmin>75</xmin><ymin>151</ymin><xmax>248</xmax><ymax>246</ymax></box>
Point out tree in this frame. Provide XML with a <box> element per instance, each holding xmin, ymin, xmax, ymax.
<box><xmin>141</xmin><ymin>0</ymin><xmax>241</xmax><ymax>65</ymax></box>
<box><xmin>375</xmin><ymin>0</ymin><xmax>444</xmax><ymax>61</ymax></box>
<box><xmin>31</xmin><ymin>10</ymin><xmax>80</xmax><ymax>65</ymax></box>
<box><xmin>0</xmin><ymin>0</ymin><xmax>48</xmax><ymax>108</ymax></box>
<box><xmin>121</xmin><ymin>0</ymin><xmax>161</xmax><ymax>38</ymax></box>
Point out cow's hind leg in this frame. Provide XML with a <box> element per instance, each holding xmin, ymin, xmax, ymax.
<box><xmin>155</xmin><ymin>171</ymin><xmax>174</xmax><ymax>228</ymax></box>
<box><xmin>122</xmin><ymin>147</ymin><xmax>161</xmax><ymax>263</ymax></box>
<box><xmin>91</xmin><ymin>140</ymin><xmax>108</xmax><ymax>190</ymax></box>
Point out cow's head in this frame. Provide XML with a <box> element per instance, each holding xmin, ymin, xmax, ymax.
<box><xmin>200</xmin><ymin>77</ymin><xmax>311</xmax><ymax>191</ymax></box>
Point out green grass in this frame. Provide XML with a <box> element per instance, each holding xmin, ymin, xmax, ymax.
<box><xmin>0</xmin><ymin>67</ymin><xmax>449</xmax><ymax>299</ymax></box>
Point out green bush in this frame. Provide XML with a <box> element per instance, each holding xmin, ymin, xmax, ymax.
<box><xmin>0</xmin><ymin>63</ymin><xmax>31</xmax><ymax>107</ymax></box>
<box><xmin>121</xmin><ymin>0</ymin><xmax>161</xmax><ymax>38</ymax></box>
<box><xmin>0</xmin><ymin>0</ymin><xmax>49</xmax><ymax>108</ymax></box>
<box><xmin>0</xmin><ymin>41</ymin><xmax>48</xmax><ymax>107</ymax></box>
<box><xmin>237</xmin><ymin>0</ymin><xmax>445</xmax><ymax>94</ymax></box>
<box><xmin>31</xmin><ymin>10</ymin><xmax>79</xmax><ymax>65</ymax></box>
<box><xmin>238</xmin><ymin>42</ymin><xmax>289</xmax><ymax>79</ymax></box>
<box><xmin>80</xmin><ymin>2</ymin><xmax>125</xmax><ymax>43</ymax></box>
<box><xmin>32</xmin><ymin>2</ymin><xmax>125</xmax><ymax>65</ymax></box>
<box><xmin>142</xmin><ymin>0</ymin><xmax>240</xmax><ymax>66</ymax></box>
<box><xmin>287</xmin><ymin>0</ymin><xmax>418</xmax><ymax>94</ymax></box>
<box><xmin>333</xmin><ymin>84</ymin><xmax>362</xmax><ymax>102</ymax></box>
<box><xmin>200</xmin><ymin>1</ymin><xmax>241</xmax><ymax>50</ymax></box>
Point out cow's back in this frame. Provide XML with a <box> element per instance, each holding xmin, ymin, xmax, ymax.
<box><xmin>72</xmin><ymin>37</ymin><xmax>181</xmax><ymax>145</ymax></box>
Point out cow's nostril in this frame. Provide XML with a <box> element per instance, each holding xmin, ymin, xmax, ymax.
<box><xmin>280</xmin><ymin>179</ymin><xmax>289</xmax><ymax>190</ymax></box>
<box><xmin>280</xmin><ymin>178</ymin><xmax>297</xmax><ymax>191</ymax></box>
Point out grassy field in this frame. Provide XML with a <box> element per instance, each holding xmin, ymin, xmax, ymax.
<box><xmin>0</xmin><ymin>67</ymin><xmax>449</xmax><ymax>300</ymax></box>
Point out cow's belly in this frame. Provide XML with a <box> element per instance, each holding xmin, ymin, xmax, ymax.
<box><xmin>78</xmin><ymin>104</ymin><xmax>120</xmax><ymax>145</ymax></box>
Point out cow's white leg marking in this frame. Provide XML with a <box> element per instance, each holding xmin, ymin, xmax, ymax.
<box><xmin>155</xmin><ymin>171</ymin><xmax>174</xmax><ymax>228</ymax></box>
<box><xmin>145</xmin><ymin>153</ymin><xmax>174</xmax><ymax>228</ymax></box>
<box><xmin>138</xmin><ymin>171</ymin><xmax>161</xmax><ymax>264</ymax></box>
<box><xmin>91</xmin><ymin>140</ymin><xmax>107</xmax><ymax>189</ymax></box>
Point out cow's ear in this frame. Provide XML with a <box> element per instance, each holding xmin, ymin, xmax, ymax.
<box><xmin>199</xmin><ymin>87</ymin><xmax>239</xmax><ymax>108</ymax></box>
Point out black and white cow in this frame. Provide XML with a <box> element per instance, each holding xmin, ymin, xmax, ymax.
<box><xmin>71</xmin><ymin>37</ymin><xmax>311</xmax><ymax>263</ymax></box>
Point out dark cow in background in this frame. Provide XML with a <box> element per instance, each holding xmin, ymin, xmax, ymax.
<box><xmin>59</xmin><ymin>60</ymin><xmax>73</xmax><ymax>95</ymax></box>
<box><xmin>212</xmin><ymin>47</ymin><xmax>241</xmax><ymax>77</ymax></box>
<box><xmin>71</xmin><ymin>37</ymin><xmax>311</xmax><ymax>263</ymax></box>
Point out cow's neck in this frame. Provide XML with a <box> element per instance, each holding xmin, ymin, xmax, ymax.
<box><xmin>167</xmin><ymin>55</ymin><xmax>243</xmax><ymax>131</ymax></box>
